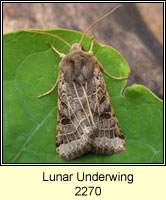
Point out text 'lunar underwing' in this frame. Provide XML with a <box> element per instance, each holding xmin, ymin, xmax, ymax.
<box><xmin>25</xmin><ymin>4</ymin><xmax>128</xmax><ymax>160</ymax></box>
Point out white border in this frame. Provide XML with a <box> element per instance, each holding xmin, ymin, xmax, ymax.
<box><xmin>1</xmin><ymin>1</ymin><xmax>165</xmax><ymax>166</ymax></box>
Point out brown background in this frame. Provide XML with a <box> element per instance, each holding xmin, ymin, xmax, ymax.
<box><xmin>3</xmin><ymin>2</ymin><xmax>163</xmax><ymax>99</ymax></box>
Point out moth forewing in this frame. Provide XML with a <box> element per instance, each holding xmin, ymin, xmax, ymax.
<box><xmin>91</xmin><ymin>62</ymin><xmax>126</xmax><ymax>155</ymax></box>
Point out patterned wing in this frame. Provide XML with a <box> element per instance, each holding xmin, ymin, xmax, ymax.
<box><xmin>56</xmin><ymin>59</ymin><xmax>125</xmax><ymax>160</ymax></box>
<box><xmin>90</xmin><ymin>65</ymin><xmax>126</xmax><ymax>154</ymax></box>
<box><xmin>56</xmin><ymin>73</ymin><xmax>94</xmax><ymax>160</ymax></box>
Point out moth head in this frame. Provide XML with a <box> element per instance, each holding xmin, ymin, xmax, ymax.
<box><xmin>70</xmin><ymin>43</ymin><xmax>82</xmax><ymax>53</ymax></box>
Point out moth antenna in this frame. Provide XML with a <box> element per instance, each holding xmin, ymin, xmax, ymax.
<box><xmin>79</xmin><ymin>4</ymin><xmax>123</xmax><ymax>46</ymax></box>
<box><xmin>23</xmin><ymin>30</ymin><xmax>72</xmax><ymax>48</ymax></box>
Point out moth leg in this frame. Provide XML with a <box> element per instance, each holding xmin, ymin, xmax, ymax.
<box><xmin>98</xmin><ymin>62</ymin><xmax>128</xmax><ymax>80</ymax></box>
<box><xmin>38</xmin><ymin>78</ymin><xmax>58</xmax><ymax>98</ymax></box>
<box><xmin>88</xmin><ymin>36</ymin><xmax>94</xmax><ymax>53</ymax></box>
<box><xmin>47</xmin><ymin>42</ymin><xmax>66</xmax><ymax>58</ymax></box>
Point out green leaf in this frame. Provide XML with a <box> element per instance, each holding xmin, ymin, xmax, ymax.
<box><xmin>3</xmin><ymin>29</ymin><xmax>163</xmax><ymax>163</ymax></box>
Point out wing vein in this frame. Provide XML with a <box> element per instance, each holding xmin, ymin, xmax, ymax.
<box><xmin>73</xmin><ymin>82</ymin><xmax>92</xmax><ymax>127</ymax></box>
<box><xmin>81</xmin><ymin>82</ymin><xmax>96</xmax><ymax>128</ymax></box>
<box><xmin>65</xmin><ymin>84</ymin><xmax>88</xmax><ymax>138</ymax></box>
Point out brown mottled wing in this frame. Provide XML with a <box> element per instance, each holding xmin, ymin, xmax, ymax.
<box><xmin>56</xmin><ymin>55</ymin><xmax>125</xmax><ymax>160</ymax></box>
<box><xmin>56</xmin><ymin>72</ymin><xmax>93</xmax><ymax>160</ymax></box>
<box><xmin>90</xmin><ymin>64</ymin><xmax>125</xmax><ymax>154</ymax></box>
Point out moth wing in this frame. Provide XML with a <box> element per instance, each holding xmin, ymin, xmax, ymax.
<box><xmin>56</xmin><ymin>55</ymin><xmax>125</xmax><ymax>160</ymax></box>
<box><xmin>90</xmin><ymin>64</ymin><xmax>125</xmax><ymax>154</ymax></box>
<box><xmin>56</xmin><ymin>73</ymin><xmax>93</xmax><ymax>160</ymax></box>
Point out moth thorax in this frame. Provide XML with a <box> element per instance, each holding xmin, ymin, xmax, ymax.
<box><xmin>61</xmin><ymin>50</ymin><xmax>95</xmax><ymax>83</ymax></box>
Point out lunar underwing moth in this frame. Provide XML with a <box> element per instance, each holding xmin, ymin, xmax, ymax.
<box><xmin>25</xmin><ymin>4</ymin><xmax>127</xmax><ymax>160</ymax></box>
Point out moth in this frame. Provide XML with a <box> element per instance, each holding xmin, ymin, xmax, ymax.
<box><xmin>26</xmin><ymin>5</ymin><xmax>127</xmax><ymax>160</ymax></box>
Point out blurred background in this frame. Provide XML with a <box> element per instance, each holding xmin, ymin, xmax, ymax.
<box><xmin>3</xmin><ymin>2</ymin><xmax>163</xmax><ymax>99</ymax></box>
